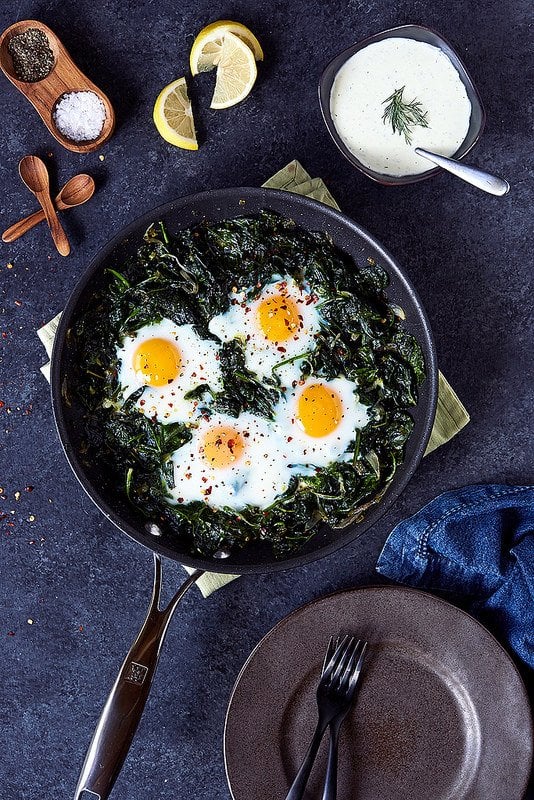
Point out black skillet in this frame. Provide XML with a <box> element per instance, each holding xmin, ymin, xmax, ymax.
<box><xmin>51</xmin><ymin>187</ymin><xmax>438</xmax><ymax>799</ymax></box>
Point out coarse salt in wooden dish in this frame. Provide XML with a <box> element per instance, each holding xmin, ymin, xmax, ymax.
<box><xmin>0</xmin><ymin>19</ymin><xmax>115</xmax><ymax>153</ymax></box>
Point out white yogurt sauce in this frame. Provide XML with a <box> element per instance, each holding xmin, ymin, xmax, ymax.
<box><xmin>330</xmin><ymin>38</ymin><xmax>472</xmax><ymax>177</ymax></box>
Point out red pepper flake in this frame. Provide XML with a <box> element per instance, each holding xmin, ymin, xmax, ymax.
<box><xmin>0</xmin><ymin>401</ymin><xmax>4</xmax><ymax>409</ymax></box>
<box><xmin>78</xmin><ymin>625</ymin><xmax>84</xmax><ymax>632</ymax></box>
<box><xmin>201</xmin><ymin>476</ymin><xmax>208</xmax><ymax>483</ymax></box>
<box><xmin>287</xmin><ymin>436</ymin><xmax>293</xmax><ymax>442</ymax></box>
<box><xmin>277</xmin><ymin>346</ymin><xmax>286</xmax><ymax>353</ymax></box>
<box><xmin>204</xmin><ymin>486</ymin><xmax>212</xmax><ymax>496</ymax></box>
<box><xmin>7</xmin><ymin>631</ymin><xmax>15</xmax><ymax>636</ymax></box>
<box><xmin>14</xmin><ymin>300</ymin><xmax>22</xmax><ymax>307</ymax></box>
<box><xmin>185</xmin><ymin>472</ymin><xmax>192</xmax><ymax>479</ymax></box>
<box><xmin>177</xmin><ymin>497</ymin><xmax>184</xmax><ymax>503</ymax></box>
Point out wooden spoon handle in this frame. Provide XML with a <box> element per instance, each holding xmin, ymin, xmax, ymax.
<box><xmin>37</xmin><ymin>189</ymin><xmax>70</xmax><ymax>256</ymax></box>
<box><xmin>2</xmin><ymin>192</ymin><xmax>65</xmax><ymax>243</ymax></box>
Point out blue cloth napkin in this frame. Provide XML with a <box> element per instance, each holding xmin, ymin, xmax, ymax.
<box><xmin>376</xmin><ymin>484</ymin><xmax>534</xmax><ymax>670</ymax></box>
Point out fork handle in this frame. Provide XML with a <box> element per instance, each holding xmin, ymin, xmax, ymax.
<box><xmin>320</xmin><ymin>718</ymin><xmax>343</xmax><ymax>800</ymax></box>
<box><xmin>285</xmin><ymin>718</ymin><xmax>329</xmax><ymax>800</ymax></box>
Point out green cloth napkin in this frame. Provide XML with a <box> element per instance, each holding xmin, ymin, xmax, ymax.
<box><xmin>37</xmin><ymin>160</ymin><xmax>469</xmax><ymax>596</ymax></box>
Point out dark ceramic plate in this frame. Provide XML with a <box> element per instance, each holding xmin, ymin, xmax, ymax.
<box><xmin>319</xmin><ymin>25</ymin><xmax>486</xmax><ymax>186</ymax></box>
<box><xmin>224</xmin><ymin>586</ymin><xmax>532</xmax><ymax>800</ymax></box>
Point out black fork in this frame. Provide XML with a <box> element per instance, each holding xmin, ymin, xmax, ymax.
<box><xmin>284</xmin><ymin>636</ymin><xmax>367</xmax><ymax>800</ymax></box>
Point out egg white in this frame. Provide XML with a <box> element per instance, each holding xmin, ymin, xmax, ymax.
<box><xmin>116</xmin><ymin>319</ymin><xmax>222</xmax><ymax>424</ymax></box>
<box><xmin>273</xmin><ymin>376</ymin><xmax>369</xmax><ymax>467</ymax></box>
<box><xmin>208</xmin><ymin>276</ymin><xmax>323</xmax><ymax>383</ymax></box>
<box><xmin>167</xmin><ymin>411</ymin><xmax>297</xmax><ymax>510</ymax></box>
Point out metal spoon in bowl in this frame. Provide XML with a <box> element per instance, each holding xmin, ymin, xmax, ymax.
<box><xmin>2</xmin><ymin>173</ymin><xmax>96</xmax><ymax>243</ymax></box>
<box><xmin>18</xmin><ymin>155</ymin><xmax>71</xmax><ymax>255</ymax></box>
<box><xmin>415</xmin><ymin>147</ymin><xmax>510</xmax><ymax>196</ymax></box>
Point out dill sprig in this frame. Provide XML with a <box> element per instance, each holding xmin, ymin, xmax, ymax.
<box><xmin>381</xmin><ymin>86</ymin><xmax>429</xmax><ymax>145</ymax></box>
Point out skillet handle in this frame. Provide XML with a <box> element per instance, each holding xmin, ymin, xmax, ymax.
<box><xmin>74</xmin><ymin>555</ymin><xmax>203</xmax><ymax>800</ymax></box>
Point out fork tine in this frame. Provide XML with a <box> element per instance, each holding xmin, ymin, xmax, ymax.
<box><xmin>321</xmin><ymin>636</ymin><xmax>336</xmax><ymax>675</ymax></box>
<box><xmin>351</xmin><ymin>642</ymin><xmax>367</xmax><ymax>683</ymax></box>
<box><xmin>347</xmin><ymin>640</ymin><xmax>368</xmax><ymax>693</ymax></box>
<box><xmin>338</xmin><ymin>639</ymin><xmax>361</xmax><ymax>689</ymax></box>
<box><xmin>329</xmin><ymin>636</ymin><xmax>355</xmax><ymax>686</ymax></box>
<box><xmin>321</xmin><ymin>634</ymin><xmax>350</xmax><ymax>681</ymax></box>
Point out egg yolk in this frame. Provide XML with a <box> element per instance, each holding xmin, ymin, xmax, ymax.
<box><xmin>257</xmin><ymin>293</ymin><xmax>300</xmax><ymax>342</ymax></box>
<box><xmin>133</xmin><ymin>338</ymin><xmax>181</xmax><ymax>387</ymax></box>
<box><xmin>296</xmin><ymin>383</ymin><xmax>343</xmax><ymax>438</ymax></box>
<box><xmin>202</xmin><ymin>426</ymin><xmax>245</xmax><ymax>469</ymax></box>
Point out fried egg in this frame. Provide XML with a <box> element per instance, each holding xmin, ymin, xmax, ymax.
<box><xmin>273</xmin><ymin>376</ymin><xmax>369</xmax><ymax>466</ymax></box>
<box><xmin>168</xmin><ymin>412</ymin><xmax>295</xmax><ymax>509</ymax></box>
<box><xmin>116</xmin><ymin>319</ymin><xmax>222</xmax><ymax>424</ymax></box>
<box><xmin>208</xmin><ymin>276</ymin><xmax>323</xmax><ymax>383</ymax></box>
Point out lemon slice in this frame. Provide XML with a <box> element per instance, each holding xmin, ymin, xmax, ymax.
<box><xmin>209</xmin><ymin>32</ymin><xmax>257</xmax><ymax>110</ymax></box>
<box><xmin>153</xmin><ymin>77</ymin><xmax>198</xmax><ymax>150</ymax></box>
<box><xmin>190</xmin><ymin>20</ymin><xmax>263</xmax><ymax>76</ymax></box>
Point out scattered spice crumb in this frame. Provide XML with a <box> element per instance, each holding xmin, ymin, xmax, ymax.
<box><xmin>28</xmin><ymin>514</ymin><xmax>35</xmax><ymax>522</ymax></box>
<box><xmin>99</xmin><ymin>154</ymin><xmax>105</xmax><ymax>161</ymax></box>
<box><xmin>78</xmin><ymin>625</ymin><xmax>84</xmax><ymax>632</ymax></box>
<box><xmin>14</xmin><ymin>491</ymin><xmax>20</xmax><ymax>501</ymax></box>
<box><xmin>7</xmin><ymin>631</ymin><xmax>15</xmax><ymax>636</ymax></box>
<box><xmin>14</xmin><ymin>300</ymin><xmax>22</xmax><ymax>307</ymax></box>
<box><xmin>6</xmin><ymin>262</ymin><xmax>13</xmax><ymax>269</ymax></box>
<box><xmin>27</xmin><ymin>619</ymin><xmax>33</xmax><ymax>625</ymax></box>
<box><xmin>25</xmin><ymin>486</ymin><xmax>34</xmax><ymax>493</ymax></box>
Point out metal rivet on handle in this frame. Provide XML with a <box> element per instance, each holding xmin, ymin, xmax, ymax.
<box><xmin>145</xmin><ymin>522</ymin><xmax>163</xmax><ymax>537</ymax></box>
<box><xmin>213</xmin><ymin>548</ymin><xmax>231</xmax><ymax>559</ymax></box>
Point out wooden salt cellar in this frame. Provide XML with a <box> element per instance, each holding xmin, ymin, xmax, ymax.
<box><xmin>0</xmin><ymin>19</ymin><xmax>115</xmax><ymax>153</ymax></box>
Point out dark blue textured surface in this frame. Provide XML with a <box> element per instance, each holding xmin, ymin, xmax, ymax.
<box><xmin>1</xmin><ymin>2</ymin><xmax>532</xmax><ymax>799</ymax></box>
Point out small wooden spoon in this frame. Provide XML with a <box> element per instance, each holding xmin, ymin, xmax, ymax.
<box><xmin>2</xmin><ymin>173</ymin><xmax>95</xmax><ymax>243</ymax></box>
<box><xmin>18</xmin><ymin>155</ymin><xmax>70</xmax><ymax>256</ymax></box>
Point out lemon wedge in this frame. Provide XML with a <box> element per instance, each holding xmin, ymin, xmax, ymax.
<box><xmin>190</xmin><ymin>20</ymin><xmax>263</xmax><ymax>76</ymax></box>
<box><xmin>153</xmin><ymin>77</ymin><xmax>198</xmax><ymax>150</ymax></box>
<box><xmin>209</xmin><ymin>32</ymin><xmax>257</xmax><ymax>109</ymax></box>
